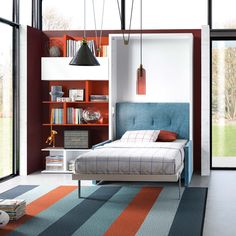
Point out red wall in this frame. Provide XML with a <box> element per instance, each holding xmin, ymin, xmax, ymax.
<box><xmin>27</xmin><ymin>26</ymin><xmax>48</xmax><ymax>174</ymax></box>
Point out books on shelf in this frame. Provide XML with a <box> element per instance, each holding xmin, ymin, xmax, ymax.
<box><xmin>66</xmin><ymin>39</ymin><xmax>96</xmax><ymax>57</ymax></box>
<box><xmin>0</xmin><ymin>199</ymin><xmax>26</xmax><ymax>221</ymax></box>
<box><xmin>90</xmin><ymin>95</ymin><xmax>109</xmax><ymax>102</ymax></box>
<box><xmin>67</xmin><ymin>108</ymin><xmax>83</xmax><ymax>124</ymax></box>
<box><xmin>52</xmin><ymin>108</ymin><xmax>63</xmax><ymax>124</ymax></box>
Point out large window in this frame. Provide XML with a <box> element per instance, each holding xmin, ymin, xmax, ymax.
<box><xmin>212</xmin><ymin>40</ymin><xmax>236</xmax><ymax>168</ymax></box>
<box><xmin>42</xmin><ymin>0</ymin><xmax>207</xmax><ymax>31</ymax></box>
<box><xmin>212</xmin><ymin>0</ymin><xmax>236</xmax><ymax>29</ymax></box>
<box><xmin>0</xmin><ymin>1</ymin><xmax>19</xmax><ymax>179</ymax></box>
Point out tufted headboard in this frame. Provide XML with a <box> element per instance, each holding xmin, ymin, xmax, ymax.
<box><xmin>116</xmin><ymin>102</ymin><xmax>190</xmax><ymax>140</ymax></box>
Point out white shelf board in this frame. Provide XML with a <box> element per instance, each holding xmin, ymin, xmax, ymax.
<box><xmin>41</xmin><ymin>147</ymin><xmax>91</xmax><ymax>152</ymax></box>
<box><xmin>41</xmin><ymin>170</ymin><xmax>73</xmax><ymax>174</ymax></box>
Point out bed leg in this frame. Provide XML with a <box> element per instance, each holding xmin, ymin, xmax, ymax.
<box><xmin>78</xmin><ymin>180</ymin><xmax>81</xmax><ymax>198</ymax></box>
<box><xmin>178</xmin><ymin>176</ymin><xmax>181</xmax><ymax>200</ymax></box>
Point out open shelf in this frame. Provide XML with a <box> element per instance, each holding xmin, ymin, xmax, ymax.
<box><xmin>42</xmin><ymin>101</ymin><xmax>108</xmax><ymax>104</ymax></box>
<box><xmin>42</xmin><ymin>123</ymin><xmax>109</xmax><ymax>127</ymax></box>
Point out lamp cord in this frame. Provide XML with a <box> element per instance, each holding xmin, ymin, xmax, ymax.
<box><xmin>117</xmin><ymin>0</ymin><xmax>135</xmax><ymax>45</ymax></box>
<box><xmin>84</xmin><ymin>0</ymin><xmax>86</xmax><ymax>39</ymax></box>
<box><xmin>140</xmin><ymin>0</ymin><xmax>142</xmax><ymax>65</ymax></box>
<box><xmin>92</xmin><ymin>0</ymin><xmax>105</xmax><ymax>54</ymax></box>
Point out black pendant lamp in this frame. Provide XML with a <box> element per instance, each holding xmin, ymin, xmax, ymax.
<box><xmin>69</xmin><ymin>0</ymin><xmax>100</xmax><ymax>66</ymax></box>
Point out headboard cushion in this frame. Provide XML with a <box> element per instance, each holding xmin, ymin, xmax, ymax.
<box><xmin>116</xmin><ymin>102</ymin><xmax>189</xmax><ymax>140</ymax></box>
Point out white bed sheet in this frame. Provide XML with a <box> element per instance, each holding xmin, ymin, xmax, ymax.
<box><xmin>74</xmin><ymin>139</ymin><xmax>187</xmax><ymax>175</ymax></box>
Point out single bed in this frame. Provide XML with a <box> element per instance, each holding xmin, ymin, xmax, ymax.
<box><xmin>72</xmin><ymin>102</ymin><xmax>193</xmax><ymax>198</ymax></box>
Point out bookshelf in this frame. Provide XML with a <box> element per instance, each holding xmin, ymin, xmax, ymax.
<box><xmin>41</xmin><ymin>33</ymin><xmax>110</xmax><ymax>173</ymax></box>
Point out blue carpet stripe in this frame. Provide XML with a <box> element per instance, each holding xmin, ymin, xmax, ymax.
<box><xmin>136</xmin><ymin>186</ymin><xmax>183</xmax><ymax>236</ymax></box>
<box><xmin>0</xmin><ymin>185</ymin><xmax>38</xmax><ymax>199</ymax></box>
<box><xmin>168</xmin><ymin>187</ymin><xmax>208</xmax><ymax>236</ymax></box>
<box><xmin>8</xmin><ymin>186</ymin><xmax>100</xmax><ymax>236</ymax></box>
<box><xmin>38</xmin><ymin>186</ymin><xmax>121</xmax><ymax>236</ymax></box>
<box><xmin>72</xmin><ymin>186</ymin><xmax>140</xmax><ymax>236</ymax></box>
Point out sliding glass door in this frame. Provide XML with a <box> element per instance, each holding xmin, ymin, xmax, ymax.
<box><xmin>212</xmin><ymin>40</ymin><xmax>236</xmax><ymax>168</ymax></box>
<box><xmin>0</xmin><ymin>0</ymin><xmax>19</xmax><ymax>179</ymax></box>
<box><xmin>0</xmin><ymin>24</ymin><xmax>13</xmax><ymax>178</ymax></box>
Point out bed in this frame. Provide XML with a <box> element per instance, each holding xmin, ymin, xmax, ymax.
<box><xmin>72</xmin><ymin>102</ymin><xmax>193</xmax><ymax>198</ymax></box>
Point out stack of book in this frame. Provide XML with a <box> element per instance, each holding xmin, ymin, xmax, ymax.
<box><xmin>90</xmin><ymin>95</ymin><xmax>109</xmax><ymax>102</ymax></box>
<box><xmin>52</xmin><ymin>108</ymin><xmax>63</xmax><ymax>124</ymax></box>
<box><xmin>67</xmin><ymin>108</ymin><xmax>83</xmax><ymax>124</ymax></box>
<box><xmin>0</xmin><ymin>199</ymin><xmax>26</xmax><ymax>221</ymax></box>
<box><xmin>46</xmin><ymin>155</ymin><xmax>64</xmax><ymax>171</ymax></box>
<box><xmin>66</xmin><ymin>39</ymin><xmax>96</xmax><ymax>57</ymax></box>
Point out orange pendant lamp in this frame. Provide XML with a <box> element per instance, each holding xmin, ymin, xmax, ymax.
<box><xmin>137</xmin><ymin>0</ymin><xmax>146</xmax><ymax>95</ymax></box>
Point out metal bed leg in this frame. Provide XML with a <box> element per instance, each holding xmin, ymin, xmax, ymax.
<box><xmin>178</xmin><ymin>175</ymin><xmax>181</xmax><ymax>200</ymax></box>
<box><xmin>78</xmin><ymin>180</ymin><xmax>81</xmax><ymax>198</ymax></box>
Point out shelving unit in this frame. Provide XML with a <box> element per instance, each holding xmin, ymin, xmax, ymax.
<box><xmin>41</xmin><ymin>147</ymin><xmax>91</xmax><ymax>173</ymax></box>
<box><xmin>41</xmin><ymin>34</ymin><xmax>110</xmax><ymax>173</ymax></box>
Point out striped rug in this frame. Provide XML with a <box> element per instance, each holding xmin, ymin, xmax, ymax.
<box><xmin>0</xmin><ymin>185</ymin><xmax>207</xmax><ymax>236</ymax></box>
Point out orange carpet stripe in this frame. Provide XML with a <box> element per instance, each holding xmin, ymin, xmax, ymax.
<box><xmin>104</xmin><ymin>187</ymin><xmax>162</xmax><ymax>236</ymax></box>
<box><xmin>0</xmin><ymin>185</ymin><xmax>77</xmax><ymax>236</ymax></box>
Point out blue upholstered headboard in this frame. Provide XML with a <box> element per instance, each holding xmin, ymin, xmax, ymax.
<box><xmin>116</xmin><ymin>102</ymin><xmax>190</xmax><ymax>140</ymax></box>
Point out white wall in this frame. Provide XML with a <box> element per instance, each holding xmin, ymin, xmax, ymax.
<box><xmin>113</xmin><ymin>34</ymin><xmax>193</xmax><ymax>103</ymax></box>
<box><xmin>109</xmin><ymin>34</ymin><xmax>193</xmax><ymax>140</ymax></box>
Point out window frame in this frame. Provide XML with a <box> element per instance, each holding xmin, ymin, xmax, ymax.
<box><xmin>0</xmin><ymin>0</ymin><xmax>20</xmax><ymax>181</ymax></box>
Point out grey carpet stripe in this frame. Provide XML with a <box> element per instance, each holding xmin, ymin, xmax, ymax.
<box><xmin>0</xmin><ymin>185</ymin><xmax>38</xmax><ymax>199</ymax></box>
<box><xmin>168</xmin><ymin>187</ymin><xmax>208</xmax><ymax>236</ymax></box>
<box><xmin>38</xmin><ymin>186</ymin><xmax>121</xmax><ymax>236</ymax></box>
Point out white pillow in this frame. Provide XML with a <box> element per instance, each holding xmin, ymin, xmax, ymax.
<box><xmin>120</xmin><ymin>130</ymin><xmax>160</xmax><ymax>142</ymax></box>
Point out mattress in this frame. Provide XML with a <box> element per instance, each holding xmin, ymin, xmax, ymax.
<box><xmin>74</xmin><ymin>140</ymin><xmax>187</xmax><ymax>175</ymax></box>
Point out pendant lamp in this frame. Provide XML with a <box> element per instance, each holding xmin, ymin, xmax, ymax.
<box><xmin>136</xmin><ymin>0</ymin><xmax>146</xmax><ymax>94</ymax></box>
<box><xmin>69</xmin><ymin>0</ymin><xmax>100</xmax><ymax>66</ymax></box>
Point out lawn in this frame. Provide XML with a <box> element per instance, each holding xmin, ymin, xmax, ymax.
<box><xmin>212</xmin><ymin>123</ymin><xmax>236</xmax><ymax>157</ymax></box>
<box><xmin>0</xmin><ymin>117</ymin><xmax>13</xmax><ymax>178</ymax></box>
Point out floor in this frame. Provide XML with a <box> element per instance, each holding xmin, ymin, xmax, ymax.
<box><xmin>0</xmin><ymin>171</ymin><xmax>235</xmax><ymax>236</ymax></box>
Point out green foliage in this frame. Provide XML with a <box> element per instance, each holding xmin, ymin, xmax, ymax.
<box><xmin>212</xmin><ymin>123</ymin><xmax>236</xmax><ymax>156</ymax></box>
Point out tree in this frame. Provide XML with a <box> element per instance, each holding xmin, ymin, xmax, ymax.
<box><xmin>43</xmin><ymin>8</ymin><xmax>70</xmax><ymax>30</ymax></box>
<box><xmin>212</xmin><ymin>47</ymin><xmax>236</xmax><ymax>121</ymax></box>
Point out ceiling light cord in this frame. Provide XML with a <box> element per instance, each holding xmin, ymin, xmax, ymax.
<box><xmin>84</xmin><ymin>0</ymin><xmax>86</xmax><ymax>39</ymax></box>
<box><xmin>117</xmin><ymin>0</ymin><xmax>135</xmax><ymax>45</ymax></box>
<box><xmin>92</xmin><ymin>0</ymin><xmax>106</xmax><ymax>53</ymax></box>
<box><xmin>140</xmin><ymin>0</ymin><xmax>142</xmax><ymax>65</ymax></box>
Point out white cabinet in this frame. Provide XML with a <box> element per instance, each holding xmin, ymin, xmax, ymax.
<box><xmin>41</xmin><ymin>57</ymin><xmax>109</xmax><ymax>81</ymax></box>
<box><xmin>41</xmin><ymin>148</ymin><xmax>91</xmax><ymax>173</ymax></box>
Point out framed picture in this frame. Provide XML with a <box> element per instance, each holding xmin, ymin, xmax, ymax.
<box><xmin>69</xmin><ymin>89</ymin><xmax>84</xmax><ymax>101</ymax></box>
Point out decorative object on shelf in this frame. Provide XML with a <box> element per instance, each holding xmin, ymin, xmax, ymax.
<box><xmin>49</xmin><ymin>86</ymin><xmax>64</xmax><ymax>102</ymax></box>
<box><xmin>90</xmin><ymin>94</ymin><xmax>108</xmax><ymax>102</ymax></box>
<box><xmin>82</xmin><ymin>107</ymin><xmax>102</xmax><ymax>124</ymax></box>
<box><xmin>136</xmin><ymin>0</ymin><xmax>146</xmax><ymax>95</ymax></box>
<box><xmin>68</xmin><ymin>159</ymin><xmax>75</xmax><ymax>171</ymax></box>
<box><xmin>0</xmin><ymin>210</ymin><xmax>9</xmax><ymax>227</ymax></box>
<box><xmin>116</xmin><ymin>0</ymin><xmax>134</xmax><ymax>45</ymax></box>
<box><xmin>46</xmin><ymin>111</ymin><xmax>58</xmax><ymax>147</ymax></box>
<box><xmin>56</xmin><ymin>97</ymin><xmax>72</xmax><ymax>102</ymax></box>
<box><xmin>64</xmin><ymin>130</ymin><xmax>89</xmax><ymax>149</ymax></box>
<box><xmin>69</xmin><ymin>89</ymin><xmax>84</xmax><ymax>101</ymax></box>
<box><xmin>69</xmin><ymin>0</ymin><xmax>100</xmax><ymax>66</ymax></box>
<box><xmin>92</xmin><ymin>0</ymin><xmax>105</xmax><ymax>56</ymax></box>
<box><xmin>49</xmin><ymin>46</ymin><xmax>61</xmax><ymax>57</ymax></box>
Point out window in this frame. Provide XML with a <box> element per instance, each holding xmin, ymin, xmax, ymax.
<box><xmin>212</xmin><ymin>40</ymin><xmax>236</xmax><ymax>168</ymax></box>
<box><xmin>0</xmin><ymin>0</ymin><xmax>13</xmax><ymax>21</ymax></box>
<box><xmin>42</xmin><ymin>0</ymin><xmax>120</xmax><ymax>30</ymax></box>
<box><xmin>212</xmin><ymin>0</ymin><xmax>236</xmax><ymax>29</ymax></box>
<box><xmin>0</xmin><ymin>0</ymin><xmax>19</xmax><ymax>179</ymax></box>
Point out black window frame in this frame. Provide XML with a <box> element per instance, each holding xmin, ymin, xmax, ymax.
<box><xmin>0</xmin><ymin>0</ymin><xmax>20</xmax><ymax>181</ymax></box>
<box><xmin>209</xmin><ymin>0</ymin><xmax>236</xmax><ymax>169</ymax></box>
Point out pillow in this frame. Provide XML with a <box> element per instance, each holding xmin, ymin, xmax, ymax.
<box><xmin>157</xmin><ymin>130</ymin><xmax>177</xmax><ymax>142</ymax></box>
<box><xmin>121</xmin><ymin>130</ymin><xmax>160</xmax><ymax>142</ymax></box>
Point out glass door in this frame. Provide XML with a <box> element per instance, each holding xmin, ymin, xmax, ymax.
<box><xmin>212</xmin><ymin>40</ymin><xmax>236</xmax><ymax>168</ymax></box>
<box><xmin>0</xmin><ymin>23</ymin><xmax>13</xmax><ymax>178</ymax></box>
